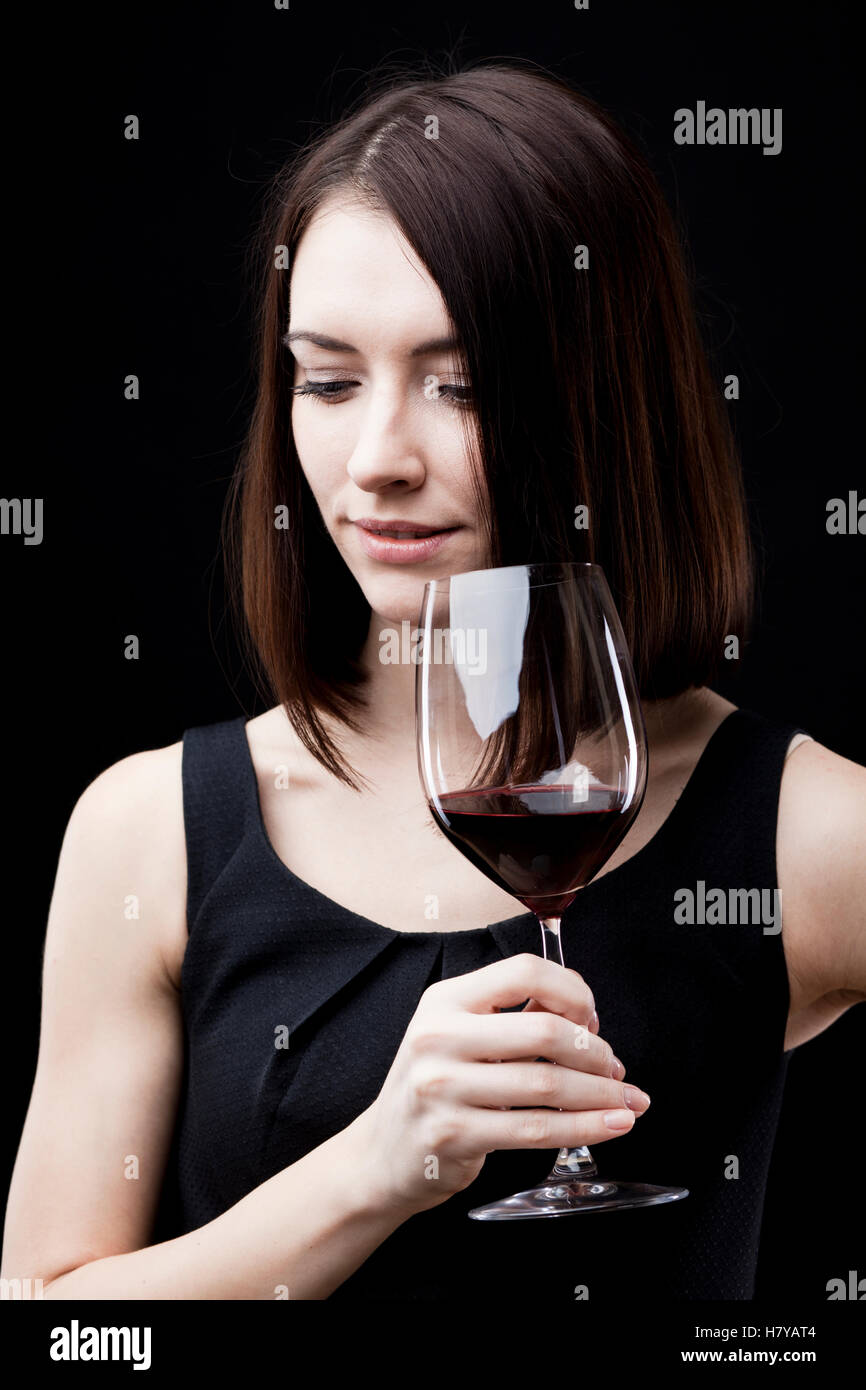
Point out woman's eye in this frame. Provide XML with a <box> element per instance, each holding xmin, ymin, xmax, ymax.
<box><xmin>435</xmin><ymin>384</ymin><xmax>474</xmax><ymax>407</ymax></box>
<box><xmin>291</xmin><ymin>381</ymin><xmax>356</xmax><ymax>403</ymax></box>
<box><xmin>291</xmin><ymin>380</ymin><xmax>473</xmax><ymax>408</ymax></box>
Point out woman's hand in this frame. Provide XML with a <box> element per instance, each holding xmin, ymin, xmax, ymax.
<box><xmin>352</xmin><ymin>952</ymin><xmax>650</xmax><ymax>1218</ymax></box>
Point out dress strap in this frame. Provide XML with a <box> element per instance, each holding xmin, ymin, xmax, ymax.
<box><xmin>664</xmin><ymin>708</ymin><xmax>811</xmax><ymax>866</ymax></box>
<box><xmin>182</xmin><ymin>716</ymin><xmax>254</xmax><ymax>933</ymax></box>
<box><xmin>644</xmin><ymin>707</ymin><xmax>812</xmax><ymax>1010</ymax></box>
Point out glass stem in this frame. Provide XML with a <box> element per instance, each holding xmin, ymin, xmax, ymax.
<box><xmin>537</xmin><ymin>915</ymin><xmax>598</xmax><ymax>1180</ymax></box>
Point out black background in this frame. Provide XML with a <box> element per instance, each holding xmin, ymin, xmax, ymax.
<box><xmin>3</xmin><ymin>0</ymin><xmax>864</xmax><ymax>1304</ymax></box>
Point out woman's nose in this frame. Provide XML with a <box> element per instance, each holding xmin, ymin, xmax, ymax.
<box><xmin>345</xmin><ymin>392</ymin><xmax>427</xmax><ymax>493</ymax></box>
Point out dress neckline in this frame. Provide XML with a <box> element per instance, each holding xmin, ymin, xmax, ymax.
<box><xmin>236</xmin><ymin>708</ymin><xmax>743</xmax><ymax>939</ymax></box>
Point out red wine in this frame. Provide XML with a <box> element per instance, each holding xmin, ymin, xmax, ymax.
<box><xmin>434</xmin><ymin>783</ymin><xmax>634</xmax><ymax>916</ymax></box>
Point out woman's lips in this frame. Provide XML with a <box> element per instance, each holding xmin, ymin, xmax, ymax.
<box><xmin>353</xmin><ymin>523</ymin><xmax>461</xmax><ymax>564</ymax></box>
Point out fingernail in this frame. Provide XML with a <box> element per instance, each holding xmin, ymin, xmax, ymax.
<box><xmin>603</xmin><ymin>1109</ymin><xmax>634</xmax><ymax>1130</ymax></box>
<box><xmin>610</xmin><ymin>1056</ymin><xmax>625</xmax><ymax>1079</ymax></box>
<box><xmin>623</xmin><ymin>1085</ymin><xmax>651</xmax><ymax>1111</ymax></box>
<box><xmin>590</xmin><ymin>1009</ymin><xmax>599</xmax><ymax>1030</ymax></box>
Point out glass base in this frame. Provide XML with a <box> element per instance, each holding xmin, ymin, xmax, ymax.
<box><xmin>468</xmin><ymin>1178</ymin><xmax>689</xmax><ymax>1219</ymax></box>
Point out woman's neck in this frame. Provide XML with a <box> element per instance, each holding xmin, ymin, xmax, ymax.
<box><xmin>339</xmin><ymin>613</ymin><xmax>733</xmax><ymax>775</ymax></box>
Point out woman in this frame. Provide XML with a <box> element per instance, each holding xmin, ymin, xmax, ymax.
<box><xmin>3</xmin><ymin>61</ymin><xmax>864</xmax><ymax>1302</ymax></box>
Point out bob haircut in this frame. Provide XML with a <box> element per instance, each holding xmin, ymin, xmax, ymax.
<box><xmin>225</xmin><ymin>59</ymin><xmax>754</xmax><ymax>791</ymax></box>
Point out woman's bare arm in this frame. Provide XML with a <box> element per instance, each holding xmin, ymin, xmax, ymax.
<box><xmin>0</xmin><ymin>744</ymin><xmax>406</xmax><ymax>1300</ymax></box>
<box><xmin>779</xmin><ymin>740</ymin><xmax>866</xmax><ymax>1051</ymax></box>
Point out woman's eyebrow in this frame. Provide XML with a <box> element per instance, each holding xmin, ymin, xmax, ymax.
<box><xmin>282</xmin><ymin>330</ymin><xmax>461</xmax><ymax>357</ymax></box>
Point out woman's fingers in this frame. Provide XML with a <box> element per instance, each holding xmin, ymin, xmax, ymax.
<box><xmin>478</xmin><ymin>1102</ymin><xmax>643</xmax><ymax>1152</ymax></box>
<box><xmin>440</xmin><ymin>953</ymin><xmax>596</xmax><ymax>1029</ymax></box>
<box><xmin>440</xmin><ymin>1059</ymin><xmax>650</xmax><ymax>1114</ymax></box>
<box><xmin>415</xmin><ymin>1008</ymin><xmax>622</xmax><ymax>1079</ymax></box>
<box><xmin>522</xmin><ymin>992</ymin><xmax>600</xmax><ymax>1035</ymax></box>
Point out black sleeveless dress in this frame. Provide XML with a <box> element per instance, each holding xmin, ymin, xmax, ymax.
<box><xmin>166</xmin><ymin>706</ymin><xmax>808</xmax><ymax>1300</ymax></box>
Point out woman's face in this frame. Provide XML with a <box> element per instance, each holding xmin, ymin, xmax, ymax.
<box><xmin>287</xmin><ymin>195</ymin><xmax>488</xmax><ymax>625</ymax></box>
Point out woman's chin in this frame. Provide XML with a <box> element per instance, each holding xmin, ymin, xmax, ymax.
<box><xmin>356</xmin><ymin>568</ymin><xmax>452</xmax><ymax>627</ymax></box>
<box><xmin>362</xmin><ymin>582</ymin><xmax>433</xmax><ymax>629</ymax></box>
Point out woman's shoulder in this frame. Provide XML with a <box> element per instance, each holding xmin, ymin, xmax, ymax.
<box><xmin>777</xmin><ymin>733</ymin><xmax>865</xmax><ymax>885</ymax></box>
<box><xmin>776</xmin><ymin>733</ymin><xmax>866</xmax><ymax>1039</ymax></box>
<box><xmin>77</xmin><ymin>736</ymin><xmax>185</xmax><ymax>839</ymax></box>
<box><xmin>777</xmin><ymin>734</ymin><xmax>866</xmax><ymax>904</ymax></box>
<box><xmin>68</xmin><ymin>737</ymin><xmax>187</xmax><ymax>990</ymax></box>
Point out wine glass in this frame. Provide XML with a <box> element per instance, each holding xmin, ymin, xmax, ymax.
<box><xmin>415</xmin><ymin>561</ymin><xmax>689</xmax><ymax>1218</ymax></box>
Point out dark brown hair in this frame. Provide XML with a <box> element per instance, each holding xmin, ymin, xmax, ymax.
<box><xmin>224</xmin><ymin>59</ymin><xmax>753</xmax><ymax>790</ymax></box>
